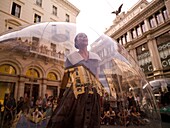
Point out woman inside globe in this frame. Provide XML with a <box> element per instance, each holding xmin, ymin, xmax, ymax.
<box><xmin>47</xmin><ymin>32</ymin><xmax>103</xmax><ymax>128</ymax></box>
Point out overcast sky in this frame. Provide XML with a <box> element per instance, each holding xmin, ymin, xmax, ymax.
<box><xmin>68</xmin><ymin>0</ymin><xmax>152</xmax><ymax>43</ymax></box>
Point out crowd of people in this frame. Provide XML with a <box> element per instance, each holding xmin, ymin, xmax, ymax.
<box><xmin>100</xmin><ymin>92</ymin><xmax>150</xmax><ymax>127</ymax></box>
<box><xmin>0</xmin><ymin>91</ymin><xmax>152</xmax><ymax>128</ymax></box>
<box><xmin>0</xmin><ymin>93</ymin><xmax>58</xmax><ymax>128</ymax></box>
<box><xmin>0</xmin><ymin>90</ymin><xmax>152</xmax><ymax>128</ymax></box>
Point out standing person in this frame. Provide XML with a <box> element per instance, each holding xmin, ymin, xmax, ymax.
<box><xmin>23</xmin><ymin>93</ymin><xmax>30</xmax><ymax>114</ymax></box>
<box><xmin>16</xmin><ymin>97</ymin><xmax>24</xmax><ymax>114</ymax></box>
<box><xmin>3</xmin><ymin>94</ymin><xmax>16</xmax><ymax>127</ymax></box>
<box><xmin>47</xmin><ymin>33</ymin><xmax>102</xmax><ymax>128</ymax></box>
<box><xmin>0</xmin><ymin>102</ymin><xmax>2</xmax><ymax>126</ymax></box>
<box><xmin>127</xmin><ymin>92</ymin><xmax>136</xmax><ymax>109</ymax></box>
<box><xmin>42</xmin><ymin>93</ymin><xmax>48</xmax><ymax>112</ymax></box>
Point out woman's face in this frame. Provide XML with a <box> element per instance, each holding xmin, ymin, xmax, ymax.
<box><xmin>76</xmin><ymin>33</ymin><xmax>88</xmax><ymax>49</ymax></box>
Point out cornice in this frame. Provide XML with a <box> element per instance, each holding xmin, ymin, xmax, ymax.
<box><xmin>107</xmin><ymin>0</ymin><xmax>165</xmax><ymax>38</ymax></box>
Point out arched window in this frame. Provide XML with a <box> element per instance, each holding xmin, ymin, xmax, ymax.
<box><xmin>47</xmin><ymin>72</ymin><xmax>58</xmax><ymax>80</ymax></box>
<box><xmin>26</xmin><ymin>68</ymin><xmax>39</xmax><ymax>78</ymax></box>
<box><xmin>0</xmin><ymin>64</ymin><xmax>16</xmax><ymax>75</ymax></box>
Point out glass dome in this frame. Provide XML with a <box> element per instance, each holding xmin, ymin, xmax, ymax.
<box><xmin>0</xmin><ymin>22</ymin><xmax>162</xmax><ymax>128</ymax></box>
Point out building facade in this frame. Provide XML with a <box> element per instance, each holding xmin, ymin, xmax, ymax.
<box><xmin>93</xmin><ymin>0</ymin><xmax>170</xmax><ymax>82</ymax></box>
<box><xmin>0</xmin><ymin>0</ymin><xmax>79</xmax><ymax>104</ymax></box>
<box><xmin>0</xmin><ymin>0</ymin><xmax>79</xmax><ymax>33</ymax></box>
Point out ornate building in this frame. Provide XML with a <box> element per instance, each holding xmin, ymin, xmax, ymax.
<box><xmin>92</xmin><ymin>0</ymin><xmax>170</xmax><ymax>81</ymax></box>
<box><xmin>0</xmin><ymin>0</ymin><xmax>79</xmax><ymax>104</ymax></box>
<box><xmin>90</xmin><ymin>0</ymin><xmax>170</xmax><ymax>102</ymax></box>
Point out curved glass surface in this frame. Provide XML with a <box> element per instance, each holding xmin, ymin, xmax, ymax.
<box><xmin>0</xmin><ymin>22</ymin><xmax>162</xmax><ymax>128</ymax></box>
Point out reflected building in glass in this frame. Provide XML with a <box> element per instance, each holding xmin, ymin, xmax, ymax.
<box><xmin>0</xmin><ymin>0</ymin><xmax>79</xmax><ymax>104</ymax></box>
<box><xmin>91</xmin><ymin>0</ymin><xmax>170</xmax><ymax>123</ymax></box>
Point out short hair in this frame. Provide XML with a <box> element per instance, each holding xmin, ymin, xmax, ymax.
<box><xmin>74</xmin><ymin>35</ymin><xmax>79</xmax><ymax>49</ymax></box>
<box><xmin>74</xmin><ymin>33</ymin><xmax>87</xmax><ymax>49</ymax></box>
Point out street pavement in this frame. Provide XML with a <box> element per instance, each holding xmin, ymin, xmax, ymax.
<box><xmin>101</xmin><ymin>122</ymin><xmax>170</xmax><ymax>128</ymax></box>
<box><xmin>1</xmin><ymin>114</ymin><xmax>170</xmax><ymax>128</ymax></box>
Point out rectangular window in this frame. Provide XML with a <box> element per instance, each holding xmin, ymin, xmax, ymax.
<box><xmin>36</xmin><ymin>0</ymin><xmax>42</xmax><ymax>7</ymax></box>
<box><xmin>136</xmin><ymin>44</ymin><xmax>152</xmax><ymax>74</ymax></box>
<box><xmin>8</xmin><ymin>27</ymin><xmax>13</xmax><ymax>29</ymax></box>
<box><xmin>122</xmin><ymin>36</ymin><xmax>126</xmax><ymax>45</ymax></box>
<box><xmin>125</xmin><ymin>33</ymin><xmax>129</xmax><ymax>42</ymax></box>
<box><xmin>149</xmin><ymin>16</ymin><xmax>156</xmax><ymax>28</ymax></box>
<box><xmin>131</xmin><ymin>29</ymin><xmax>137</xmax><ymax>39</ymax></box>
<box><xmin>155</xmin><ymin>12</ymin><xmax>163</xmax><ymax>24</ymax></box>
<box><xmin>11</xmin><ymin>2</ymin><xmax>21</xmax><ymax>18</ymax></box>
<box><xmin>141</xmin><ymin>22</ymin><xmax>146</xmax><ymax>33</ymax></box>
<box><xmin>65</xmin><ymin>14</ymin><xmax>70</xmax><ymax>22</ymax></box>
<box><xmin>53</xmin><ymin>6</ymin><xmax>57</xmax><ymax>16</ymax></box>
<box><xmin>34</xmin><ymin>14</ymin><xmax>41</xmax><ymax>23</ymax></box>
<box><xmin>136</xmin><ymin>26</ymin><xmax>142</xmax><ymax>36</ymax></box>
<box><xmin>162</xmin><ymin>7</ymin><xmax>168</xmax><ymax>21</ymax></box>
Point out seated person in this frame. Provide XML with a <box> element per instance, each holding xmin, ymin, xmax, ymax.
<box><xmin>30</xmin><ymin>107</ymin><xmax>44</xmax><ymax>123</ymax></box>
<box><xmin>100</xmin><ymin>107</ymin><xmax>105</xmax><ymax>125</ymax></box>
<box><xmin>101</xmin><ymin>110</ymin><xmax>110</xmax><ymax>125</ymax></box>
<box><xmin>117</xmin><ymin>108</ymin><xmax>129</xmax><ymax>126</ymax></box>
<box><xmin>108</xmin><ymin>107</ymin><xmax>116</xmax><ymax>125</ymax></box>
<box><xmin>130</xmin><ymin>106</ymin><xmax>145</xmax><ymax>125</ymax></box>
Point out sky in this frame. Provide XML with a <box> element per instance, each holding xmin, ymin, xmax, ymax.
<box><xmin>68</xmin><ymin>0</ymin><xmax>152</xmax><ymax>43</ymax></box>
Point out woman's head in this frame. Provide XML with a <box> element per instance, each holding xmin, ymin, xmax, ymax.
<box><xmin>74</xmin><ymin>33</ymin><xmax>88</xmax><ymax>49</ymax></box>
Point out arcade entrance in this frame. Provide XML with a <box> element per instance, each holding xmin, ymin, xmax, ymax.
<box><xmin>0</xmin><ymin>81</ymin><xmax>15</xmax><ymax>105</ymax></box>
<box><xmin>24</xmin><ymin>83</ymin><xmax>39</xmax><ymax>105</ymax></box>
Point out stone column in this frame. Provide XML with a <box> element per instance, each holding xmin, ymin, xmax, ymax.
<box><xmin>165</xmin><ymin>0</ymin><xmax>170</xmax><ymax>18</ymax></box>
<box><xmin>127</xmin><ymin>31</ymin><xmax>132</xmax><ymax>42</ymax></box>
<box><xmin>41</xmin><ymin>78</ymin><xmax>47</xmax><ymax>98</ymax></box>
<box><xmin>159</xmin><ymin>10</ymin><xmax>165</xmax><ymax>23</ymax></box>
<box><xmin>139</xmin><ymin>25</ymin><xmax>143</xmax><ymax>35</ymax></box>
<box><xmin>18</xmin><ymin>76</ymin><xmax>25</xmax><ymax>98</ymax></box>
<box><xmin>147</xmin><ymin>36</ymin><xmax>162</xmax><ymax>75</ymax></box>
<box><xmin>153</xmin><ymin>15</ymin><xmax>158</xmax><ymax>27</ymax></box>
<box><xmin>144</xmin><ymin>19</ymin><xmax>150</xmax><ymax>31</ymax></box>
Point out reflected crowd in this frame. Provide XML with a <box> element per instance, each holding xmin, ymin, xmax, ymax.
<box><xmin>0</xmin><ymin>91</ymin><xmax>155</xmax><ymax>128</ymax></box>
<box><xmin>100</xmin><ymin>92</ymin><xmax>151</xmax><ymax>127</ymax></box>
<box><xmin>0</xmin><ymin>93</ymin><xmax>57</xmax><ymax>128</ymax></box>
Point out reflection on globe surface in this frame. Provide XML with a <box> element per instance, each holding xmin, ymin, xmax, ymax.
<box><xmin>0</xmin><ymin>22</ymin><xmax>162</xmax><ymax>128</ymax></box>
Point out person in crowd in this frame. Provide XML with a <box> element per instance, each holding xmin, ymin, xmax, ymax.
<box><xmin>47</xmin><ymin>32</ymin><xmax>101</xmax><ymax>128</ymax></box>
<box><xmin>108</xmin><ymin>107</ymin><xmax>116</xmax><ymax>125</ymax></box>
<box><xmin>3</xmin><ymin>94</ymin><xmax>16</xmax><ymax>127</ymax></box>
<box><xmin>100</xmin><ymin>107</ymin><xmax>105</xmax><ymax>125</ymax></box>
<box><xmin>42</xmin><ymin>93</ymin><xmax>48</xmax><ymax>112</ymax></box>
<box><xmin>130</xmin><ymin>106</ymin><xmax>145</xmax><ymax>125</ymax></box>
<box><xmin>31</xmin><ymin>107</ymin><xmax>44</xmax><ymax>123</ymax></box>
<box><xmin>103</xmin><ymin>93</ymin><xmax>110</xmax><ymax>111</ymax></box>
<box><xmin>23</xmin><ymin>93</ymin><xmax>30</xmax><ymax>114</ymax></box>
<box><xmin>52</xmin><ymin>97</ymin><xmax>58</xmax><ymax>111</ymax></box>
<box><xmin>30</xmin><ymin>96</ymin><xmax>35</xmax><ymax>109</ymax></box>
<box><xmin>101</xmin><ymin>110</ymin><xmax>110</xmax><ymax>125</ymax></box>
<box><xmin>117</xmin><ymin>108</ymin><xmax>129</xmax><ymax>126</ymax></box>
<box><xmin>127</xmin><ymin>92</ymin><xmax>136</xmax><ymax>109</ymax></box>
<box><xmin>45</xmin><ymin>98</ymin><xmax>53</xmax><ymax>117</ymax></box>
<box><xmin>36</xmin><ymin>96</ymin><xmax>43</xmax><ymax>112</ymax></box>
<box><xmin>0</xmin><ymin>101</ymin><xmax>2</xmax><ymax>126</ymax></box>
<box><xmin>16</xmin><ymin>97</ymin><xmax>24</xmax><ymax>114</ymax></box>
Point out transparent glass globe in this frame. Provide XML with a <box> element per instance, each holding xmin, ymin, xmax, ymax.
<box><xmin>0</xmin><ymin>22</ymin><xmax>162</xmax><ymax>128</ymax></box>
